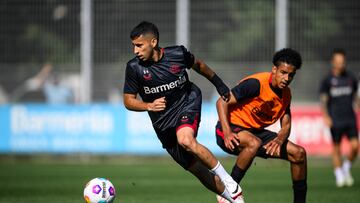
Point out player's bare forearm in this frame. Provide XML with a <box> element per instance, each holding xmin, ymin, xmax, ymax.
<box><xmin>217</xmin><ymin>93</ymin><xmax>241</xmax><ymax>150</ymax></box>
<box><xmin>320</xmin><ymin>94</ymin><xmax>330</xmax><ymax>117</ymax></box>
<box><xmin>192</xmin><ymin>59</ymin><xmax>230</xmax><ymax>101</ymax></box>
<box><xmin>191</xmin><ymin>59</ymin><xmax>215</xmax><ymax>80</ymax></box>
<box><xmin>320</xmin><ymin>93</ymin><xmax>333</xmax><ymax>127</ymax></box>
<box><xmin>216</xmin><ymin>92</ymin><xmax>238</xmax><ymax>133</ymax></box>
<box><xmin>278</xmin><ymin>113</ymin><xmax>291</xmax><ymax>142</ymax></box>
<box><xmin>124</xmin><ymin>93</ymin><xmax>166</xmax><ymax>112</ymax></box>
<box><xmin>123</xmin><ymin>93</ymin><xmax>149</xmax><ymax>112</ymax></box>
<box><xmin>355</xmin><ymin>95</ymin><xmax>360</xmax><ymax>111</ymax></box>
<box><xmin>264</xmin><ymin>112</ymin><xmax>291</xmax><ymax>156</ymax></box>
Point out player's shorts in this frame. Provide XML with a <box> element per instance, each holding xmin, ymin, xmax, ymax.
<box><xmin>330</xmin><ymin>122</ymin><xmax>358</xmax><ymax>144</ymax></box>
<box><xmin>154</xmin><ymin>111</ymin><xmax>200</xmax><ymax>170</ymax></box>
<box><xmin>151</xmin><ymin>84</ymin><xmax>202</xmax><ymax>170</ymax></box>
<box><xmin>215</xmin><ymin>121</ymin><xmax>288</xmax><ymax>159</ymax></box>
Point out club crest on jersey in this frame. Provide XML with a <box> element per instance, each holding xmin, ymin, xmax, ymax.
<box><xmin>181</xmin><ymin>115</ymin><xmax>189</xmax><ymax>123</ymax></box>
<box><xmin>170</xmin><ymin>64</ymin><xmax>181</xmax><ymax>74</ymax></box>
<box><xmin>331</xmin><ymin>78</ymin><xmax>338</xmax><ymax>86</ymax></box>
<box><xmin>251</xmin><ymin>100</ymin><xmax>276</xmax><ymax>121</ymax></box>
<box><xmin>143</xmin><ymin>69</ymin><xmax>152</xmax><ymax>81</ymax></box>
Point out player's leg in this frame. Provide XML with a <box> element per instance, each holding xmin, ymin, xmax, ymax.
<box><xmin>227</xmin><ymin>131</ymin><xmax>261</xmax><ymax>184</ymax></box>
<box><xmin>256</xmin><ymin>130</ymin><xmax>307</xmax><ymax>203</ymax></box>
<box><xmin>166</xmin><ymin>139</ymin><xmax>242</xmax><ymax>203</ymax></box>
<box><xmin>265</xmin><ymin>140</ymin><xmax>307</xmax><ymax>203</ymax></box>
<box><xmin>176</xmin><ymin>112</ymin><xmax>243</xmax><ymax>201</ymax></box>
<box><xmin>347</xmin><ymin>138</ymin><xmax>359</xmax><ymax>162</ymax></box>
<box><xmin>342</xmin><ymin>124</ymin><xmax>359</xmax><ymax>186</ymax></box>
<box><xmin>188</xmin><ymin>160</ymin><xmax>239</xmax><ymax>203</ymax></box>
<box><xmin>285</xmin><ymin>141</ymin><xmax>307</xmax><ymax>203</ymax></box>
<box><xmin>215</xmin><ymin>123</ymin><xmax>261</xmax><ymax>184</ymax></box>
<box><xmin>330</xmin><ymin>126</ymin><xmax>346</xmax><ymax>187</ymax></box>
<box><xmin>176</xmin><ymin>126</ymin><xmax>244</xmax><ymax>202</ymax></box>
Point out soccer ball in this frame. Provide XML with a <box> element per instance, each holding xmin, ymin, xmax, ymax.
<box><xmin>83</xmin><ymin>178</ymin><xmax>116</xmax><ymax>203</ymax></box>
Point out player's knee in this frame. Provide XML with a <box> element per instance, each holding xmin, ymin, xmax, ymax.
<box><xmin>247</xmin><ymin>136</ymin><xmax>261</xmax><ymax>154</ymax></box>
<box><xmin>293</xmin><ymin>146</ymin><xmax>307</xmax><ymax>163</ymax></box>
<box><xmin>351</xmin><ymin>142</ymin><xmax>359</xmax><ymax>156</ymax></box>
<box><xmin>177</xmin><ymin>134</ymin><xmax>197</xmax><ymax>152</ymax></box>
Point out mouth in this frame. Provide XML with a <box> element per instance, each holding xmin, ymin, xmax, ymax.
<box><xmin>280</xmin><ymin>82</ymin><xmax>288</xmax><ymax>87</ymax></box>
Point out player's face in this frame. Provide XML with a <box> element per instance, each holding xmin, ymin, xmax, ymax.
<box><xmin>272</xmin><ymin>63</ymin><xmax>297</xmax><ymax>89</ymax></box>
<box><xmin>131</xmin><ymin>34</ymin><xmax>158</xmax><ymax>61</ymax></box>
<box><xmin>331</xmin><ymin>53</ymin><xmax>346</xmax><ymax>73</ymax></box>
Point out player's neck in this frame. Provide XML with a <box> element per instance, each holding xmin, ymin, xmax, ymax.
<box><xmin>331</xmin><ymin>68</ymin><xmax>345</xmax><ymax>77</ymax></box>
<box><xmin>152</xmin><ymin>47</ymin><xmax>163</xmax><ymax>62</ymax></box>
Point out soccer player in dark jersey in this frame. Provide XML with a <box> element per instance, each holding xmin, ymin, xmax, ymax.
<box><xmin>215</xmin><ymin>48</ymin><xmax>307</xmax><ymax>203</ymax></box>
<box><xmin>320</xmin><ymin>49</ymin><xmax>359</xmax><ymax>187</ymax></box>
<box><xmin>123</xmin><ymin>21</ymin><xmax>244</xmax><ymax>203</ymax></box>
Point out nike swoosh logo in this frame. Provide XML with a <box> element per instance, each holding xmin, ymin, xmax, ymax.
<box><xmin>232</xmin><ymin>185</ymin><xmax>239</xmax><ymax>194</ymax></box>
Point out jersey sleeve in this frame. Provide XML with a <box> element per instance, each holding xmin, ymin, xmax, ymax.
<box><xmin>123</xmin><ymin>63</ymin><xmax>140</xmax><ymax>94</ymax></box>
<box><xmin>181</xmin><ymin>46</ymin><xmax>195</xmax><ymax>69</ymax></box>
<box><xmin>231</xmin><ymin>78</ymin><xmax>261</xmax><ymax>101</ymax></box>
<box><xmin>319</xmin><ymin>77</ymin><xmax>330</xmax><ymax>95</ymax></box>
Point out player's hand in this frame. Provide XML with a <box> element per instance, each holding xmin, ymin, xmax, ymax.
<box><xmin>224</xmin><ymin>130</ymin><xmax>240</xmax><ymax>151</ymax></box>
<box><xmin>323</xmin><ymin>116</ymin><xmax>333</xmax><ymax>127</ymax></box>
<box><xmin>147</xmin><ymin>97</ymin><xmax>166</xmax><ymax>112</ymax></box>
<box><xmin>263</xmin><ymin>137</ymin><xmax>284</xmax><ymax>157</ymax></box>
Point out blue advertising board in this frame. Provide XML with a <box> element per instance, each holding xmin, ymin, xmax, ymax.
<box><xmin>0</xmin><ymin>103</ymin><xmax>225</xmax><ymax>155</ymax></box>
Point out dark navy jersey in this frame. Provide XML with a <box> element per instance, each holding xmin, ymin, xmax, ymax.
<box><xmin>124</xmin><ymin>45</ymin><xmax>202</xmax><ymax>130</ymax></box>
<box><xmin>320</xmin><ymin>70</ymin><xmax>358</xmax><ymax>125</ymax></box>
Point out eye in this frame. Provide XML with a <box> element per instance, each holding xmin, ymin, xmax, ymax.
<box><xmin>133</xmin><ymin>43</ymin><xmax>142</xmax><ymax>48</ymax></box>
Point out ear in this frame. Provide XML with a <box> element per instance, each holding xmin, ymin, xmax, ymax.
<box><xmin>272</xmin><ymin>65</ymin><xmax>277</xmax><ymax>74</ymax></box>
<box><xmin>150</xmin><ymin>38</ymin><xmax>158</xmax><ymax>48</ymax></box>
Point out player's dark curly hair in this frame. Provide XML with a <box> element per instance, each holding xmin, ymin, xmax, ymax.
<box><xmin>331</xmin><ymin>48</ymin><xmax>346</xmax><ymax>59</ymax></box>
<box><xmin>130</xmin><ymin>21</ymin><xmax>159</xmax><ymax>41</ymax></box>
<box><xmin>272</xmin><ymin>48</ymin><xmax>302</xmax><ymax>69</ymax></box>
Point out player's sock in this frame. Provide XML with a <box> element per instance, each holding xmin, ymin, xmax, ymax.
<box><xmin>342</xmin><ymin>159</ymin><xmax>354</xmax><ymax>186</ymax></box>
<box><xmin>211</xmin><ymin>161</ymin><xmax>235</xmax><ymax>184</ymax></box>
<box><xmin>334</xmin><ymin>167</ymin><xmax>343</xmax><ymax>177</ymax></box>
<box><xmin>230</xmin><ymin>164</ymin><xmax>247</xmax><ymax>183</ymax></box>
<box><xmin>292</xmin><ymin>179</ymin><xmax>307</xmax><ymax>203</ymax></box>
<box><xmin>334</xmin><ymin>167</ymin><xmax>345</xmax><ymax>187</ymax></box>
<box><xmin>211</xmin><ymin>161</ymin><xmax>239</xmax><ymax>193</ymax></box>
<box><xmin>342</xmin><ymin>159</ymin><xmax>351</xmax><ymax>172</ymax></box>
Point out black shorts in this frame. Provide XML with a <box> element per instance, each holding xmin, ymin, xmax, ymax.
<box><xmin>330</xmin><ymin>122</ymin><xmax>358</xmax><ymax>144</ymax></box>
<box><xmin>215</xmin><ymin>122</ymin><xmax>288</xmax><ymax>159</ymax></box>
<box><xmin>155</xmin><ymin>111</ymin><xmax>200</xmax><ymax>170</ymax></box>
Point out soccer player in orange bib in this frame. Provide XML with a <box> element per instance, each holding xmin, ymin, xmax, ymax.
<box><xmin>215</xmin><ymin>48</ymin><xmax>307</xmax><ymax>203</ymax></box>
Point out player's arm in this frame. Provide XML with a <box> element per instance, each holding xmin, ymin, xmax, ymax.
<box><xmin>320</xmin><ymin>93</ymin><xmax>332</xmax><ymax>127</ymax></box>
<box><xmin>216</xmin><ymin>78</ymin><xmax>260</xmax><ymax>151</ymax></box>
<box><xmin>319</xmin><ymin>78</ymin><xmax>332</xmax><ymax>127</ymax></box>
<box><xmin>123</xmin><ymin>93</ymin><xmax>166</xmax><ymax>112</ymax></box>
<box><xmin>191</xmin><ymin>59</ymin><xmax>230</xmax><ymax>102</ymax></box>
<box><xmin>216</xmin><ymin>92</ymin><xmax>240</xmax><ymax>150</ymax></box>
<box><xmin>123</xmin><ymin>63</ymin><xmax>166</xmax><ymax>112</ymax></box>
<box><xmin>264</xmin><ymin>108</ymin><xmax>291</xmax><ymax>156</ymax></box>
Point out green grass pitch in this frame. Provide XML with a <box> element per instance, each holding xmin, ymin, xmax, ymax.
<box><xmin>0</xmin><ymin>156</ymin><xmax>359</xmax><ymax>203</ymax></box>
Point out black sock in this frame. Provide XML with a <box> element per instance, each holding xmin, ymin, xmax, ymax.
<box><xmin>293</xmin><ymin>179</ymin><xmax>307</xmax><ymax>203</ymax></box>
<box><xmin>230</xmin><ymin>165</ymin><xmax>247</xmax><ymax>183</ymax></box>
